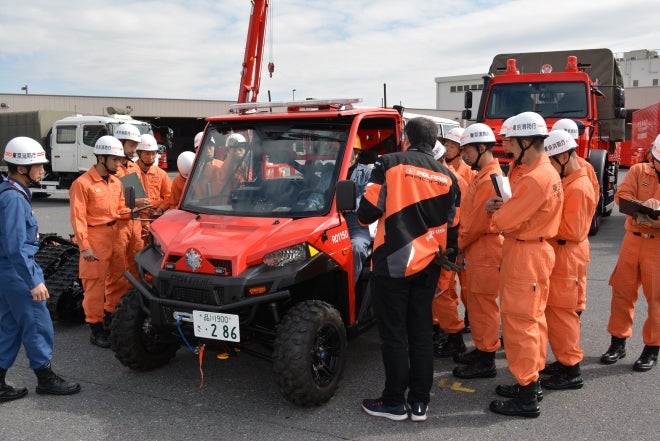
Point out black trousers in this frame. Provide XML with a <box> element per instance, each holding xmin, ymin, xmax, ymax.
<box><xmin>372</xmin><ymin>263</ymin><xmax>441</xmax><ymax>406</ymax></box>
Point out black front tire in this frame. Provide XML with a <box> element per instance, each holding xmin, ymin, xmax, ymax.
<box><xmin>273</xmin><ymin>300</ymin><xmax>347</xmax><ymax>406</ymax></box>
<box><xmin>110</xmin><ymin>289</ymin><xmax>180</xmax><ymax>371</ymax></box>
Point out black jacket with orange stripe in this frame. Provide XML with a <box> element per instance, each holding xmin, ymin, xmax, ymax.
<box><xmin>357</xmin><ymin>146</ymin><xmax>460</xmax><ymax>278</ymax></box>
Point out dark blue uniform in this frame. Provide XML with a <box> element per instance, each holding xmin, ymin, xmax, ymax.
<box><xmin>0</xmin><ymin>178</ymin><xmax>54</xmax><ymax>370</ymax></box>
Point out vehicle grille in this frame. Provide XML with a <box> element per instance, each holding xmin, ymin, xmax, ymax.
<box><xmin>159</xmin><ymin>285</ymin><xmax>223</xmax><ymax>305</ymax></box>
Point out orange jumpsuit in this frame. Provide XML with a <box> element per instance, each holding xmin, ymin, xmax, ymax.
<box><xmin>493</xmin><ymin>154</ymin><xmax>563</xmax><ymax>386</ymax></box>
<box><xmin>546</xmin><ymin>166</ymin><xmax>597</xmax><ymax>367</ymax></box>
<box><xmin>192</xmin><ymin>158</ymin><xmax>223</xmax><ymax>197</ymax></box>
<box><xmin>112</xmin><ymin>161</ymin><xmax>143</xmax><ymax>303</ymax></box>
<box><xmin>168</xmin><ymin>173</ymin><xmax>186</xmax><ymax>209</ymax></box>
<box><xmin>139</xmin><ymin>165</ymin><xmax>172</xmax><ymax>213</ymax></box>
<box><xmin>69</xmin><ymin>166</ymin><xmax>126</xmax><ymax>323</ymax></box>
<box><xmin>576</xmin><ymin>156</ymin><xmax>599</xmax><ymax>312</ymax></box>
<box><xmin>607</xmin><ymin>162</ymin><xmax>660</xmax><ymax>346</ymax></box>
<box><xmin>433</xmin><ymin>166</ymin><xmax>467</xmax><ymax>334</ymax></box>
<box><xmin>458</xmin><ymin>158</ymin><xmax>504</xmax><ymax>352</ymax></box>
<box><xmin>442</xmin><ymin>157</ymin><xmax>476</xmax><ymax>314</ymax></box>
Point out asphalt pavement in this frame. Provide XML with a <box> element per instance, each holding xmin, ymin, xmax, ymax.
<box><xmin>3</xmin><ymin>172</ymin><xmax>659</xmax><ymax>441</ymax></box>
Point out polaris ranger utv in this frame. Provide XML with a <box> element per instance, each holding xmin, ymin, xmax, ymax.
<box><xmin>110</xmin><ymin>99</ymin><xmax>404</xmax><ymax>406</ymax></box>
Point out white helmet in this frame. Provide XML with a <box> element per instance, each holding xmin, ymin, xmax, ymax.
<box><xmin>507</xmin><ymin>112</ymin><xmax>548</xmax><ymax>138</ymax></box>
<box><xmin>93</xmin><ymin>136</ymin><xmax>125</xmax><ymax>157</ymax></box>
<box><xmin>137</xmin><ymin>133</ymin><xmax>159</xmax><ymax>151</ymax></box>
<box><xmin>432</xmin><ymin>140</ymin><xmax>446</xmax><ymax>160</ymax></box>
<box><xmin>4</xmin><ymin>137</ymin><xmax>49</xmax><ymax>165</ymax></box>
<box><xmin>114</xmin><ymin>123</ymin><xmax>141</xmax><ymax>142</ymax></box>
<box><xmin>544</xmin><ymin>130</ymin><xmax>577</xmax><ymax>157</ymax></box>
<box><xmin>226</xmin><ymin>133</ymin><xmax>246</xmax><ymax>148</ymax></box>
<box><xmin>652</xmin><ymin>134</ymin><xmax>660</xmax><ymax>162</ymax></box>
<box><xmin>176</xmin><ymin>151</ymin><xmax>196</xmax><ymax>179</ymax></box>
<box><xmin>444</xmin><ymin>127</ymin><xmax>464</xmax><ymax>144</ymax></box>
<box><xmin>551</xmin><ymin>119</ymin><xmax>579</xmax><ymax>140</ymax></box>
<box><xmin>193</xmin><ymin>131</ymin><xmax>204</xmax><ymax>149</ymax></box>
<box><xmin>460</xmin><ymin>123</ymin><xmax>496</xmax><ymax>147</ymax></box>
<box><xmin>500</xmin><ymin>116</ymin><xmax>516</xmax><ymax>137</ymax></box>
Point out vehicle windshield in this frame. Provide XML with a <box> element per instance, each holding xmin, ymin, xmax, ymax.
<box><xmin>485</xmin><ymin>82</ymin><xmax>588</xmax><ymax>119</ymax></box>
<box><xmin>180</xmin><ymin>119</ymin><xmax>350</xmax><ymax>217</ymax></box>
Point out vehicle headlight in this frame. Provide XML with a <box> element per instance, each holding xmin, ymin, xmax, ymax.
<box><xmin>263</xmin><ymin>243</ymin><xmax>317</xmax><ymax>267</ymax></box>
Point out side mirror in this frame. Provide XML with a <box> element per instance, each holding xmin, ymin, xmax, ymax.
<box><xmin>575</xmin><ymin>120</ymin><xmax>586</xmax><ymax>136</ymax></box>
<box><xmin>464</xmin><ymin>90</ymin><xmax>473</xmax><ymax>109</ymax></box>
<box><xmin>336</xmin><ymin>180</ymin><xmax>356</xmax><ymax>212</ymax></box>
<box><xmin>615</xmin><ymin>107</ymin><xmax>627</xmax><ymax>119</ymax></box>
<box><xmin>614</xmin><ymin>86</ymin><xmax>625</xmax><ymax>108</ymax></box>
<box><xmin>462</xmin><ymin>109</ymin><xmax>472</xmax><ymax>120</ymax></box>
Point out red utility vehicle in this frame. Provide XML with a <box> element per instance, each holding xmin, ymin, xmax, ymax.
<box><xmin>464</xmin><ymin>49</ymin><xmax>627</xmax><ymax>234</ymax></box>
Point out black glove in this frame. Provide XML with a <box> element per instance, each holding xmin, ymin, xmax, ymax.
<box><xmin>434</xmin><ymin>245</ymin><xmax>464</xmax><ymax>272</ymax></box>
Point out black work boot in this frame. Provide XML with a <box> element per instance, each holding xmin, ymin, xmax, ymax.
<box><xmin>89</xmin><ymin>323</ymin><xmax>111</xmax><ymax>348</ymax></box>
<box><xmin>495</xmin><ymin>380</ymin><xmax>543</xmax><ymax>402</ymax></box>
<box><xmin>434</xmin><ymin>332</ymin><xmax>467</xmax><ymax>358</ymax></box>
<box><xmin>433</xmin><ymin>325</ymin><xmax>447</xmax><ymax>347</ymax></box>
<box><xmin>102</xmin><ymin>310</ymin><xmax>113</xmax><ymax>332</ymax></box>
<box><xmin>0</xmin><ymin>368</ymin><xmax>28</xmax><ymax>402</ymax></box>
<box><xmin>454</xmin><ymin>348</ymin><xmax>480</xmax><ymax>365</ymax></box>
<box><xmin>540</xmin><ymin>360</ymin><xmax>564</xmax><ymax>375</ymax></box>
<box><xmin>490</xmin><ymin>382</ymin><xmax>540</xmax><ymax>418</ymax></box>
<box><xmin>34</xmin><ymin>363</ymin><xmax>81</xmax><ymax>395</ymax></box>
<box><xmin>633</xmin><ymin>345</ymin><xmax>659</xmax><ymax>372</ymax></box>
<box><xmin>452</xmin><ymin>350</ymin><xmax>497</xmax><ymax>379</ymax></box>
<box><xmin>541</xmin><ymin>362</ymin><xmax>584</xmax><ymax>390</ymax></box>
<box><xmin>600</xmin><ymin>336</ymin><xmax>626</xmax><ymax>364</ymax></box>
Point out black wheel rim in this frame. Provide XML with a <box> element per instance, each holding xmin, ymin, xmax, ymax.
<box><xmin>310</xmin><ymin>324</ymin><xmax>342</xmax><ymax>387</ymax></box>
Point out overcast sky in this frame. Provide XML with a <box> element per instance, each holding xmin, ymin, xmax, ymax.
<box><xmin>1</xmin><ymin>0</ymin><xmax>658</xmax><ymax>109</ymax></box>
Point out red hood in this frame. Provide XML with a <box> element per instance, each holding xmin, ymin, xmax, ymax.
<box><xmin>150</xmin><ymin>210</ymin><xmax>339</xmax><ymax>274</ymax></box>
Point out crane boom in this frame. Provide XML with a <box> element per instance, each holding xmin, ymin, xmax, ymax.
<box><xmin>238</xmin><ymin>0</ymin><xmax>271</xmax><ymax>103</ymax></box>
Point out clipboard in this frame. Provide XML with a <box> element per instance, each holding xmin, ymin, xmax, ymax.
<box><xmin>490</xmin><ymin>173</ymin><xmax>512</xmax><ymax>202</ymax></box>
<box><xmin>619</xmin><ymin>198</ymin><xmax>660</xmax><ymax>220</ymax></box>
<box><xmin>119</xmin><ymin>172</ymin><xmax>146</xmax><ymax>199</ymax></box>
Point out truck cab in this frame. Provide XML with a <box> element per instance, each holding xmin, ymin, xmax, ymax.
<box><xmin>111</xmin><ymin>98</ymin><xmax>404</xmax><ymax>406</ymax></box>
<box><xmin>465</xmin><ymin>49</ymin><xmax>626</xmax><ymax>234</ymax></box>
<box><xmin>46</xmin><ymin>114</ymin><xmax>153</xmax><ymax>189</ymax></box>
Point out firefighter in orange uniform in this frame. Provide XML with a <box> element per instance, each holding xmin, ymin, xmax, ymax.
<box><xmin>489</xmin><ymin>112</ymin><xmax>563</xmax><ymax>418</ymax></box>
<box><xmin>551</xmin><ymin>118</ymin><xmax>600</xmax><ymax>313</ymax></box>
<box><xmin>539</xmin><ymin>130</ymin><xmax>597</xmax><ymax>390</ymax></box>
<box><xmin>135</xmin><ymin>134</ymin><xmax>172</xmax><ymax>230</ymax></box>
<box><xmin>452</xmin><ymin>123</ymin><xmax>504</xmax><ymax>379</ymax></box>
<box><xmin>431</xmin><ymin>141</ymin><xmax>467</xmax><ymax>358</ymax></box>
<box><xmin>600</xmin><ymin>135</ymin><xmax>660</xmax><ymax>372</ymax></box>
<box><xmin>192</xmin><ymin>132</ymin><xmax>224</xmax><ymax>198</ymax></box>
<box><xmin>69</xmin><ymin>136</ymin><xmax>128</xmax><ymax>348</ymax></box>
<box><xmin>440</xmin><ymin>127</ymin><xmax>474</xmax><ymax>333</ymax></box>
<box><xmin>110</xmin><ymin>123</ymin><xmax>147</xmax><ymax>318</ymax></box>
<box><xmin>169</xmin><ymin>151</ymin><xmax>195</xmax><ymax>209</ymax></box>
<box><xmin>215</xmin><ymin>133</ymin><xmax>252</xmax><ymax>205</ymax></box>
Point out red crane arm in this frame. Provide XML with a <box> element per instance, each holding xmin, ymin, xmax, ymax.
<box><xmin>238</xmin><ymin>0</ymin><xmax>270</xmax><ymax>103</ymax></box>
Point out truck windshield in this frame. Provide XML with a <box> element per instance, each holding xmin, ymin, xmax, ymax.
<box><xmin>485</xmin><ymin>82</ymin><xmax>588</xmax><ymax>119</ymax></box>
<box><xmin>181</xmin><ymin>119</ymin><xmax>350</xmax><ymax>217</ymax></box>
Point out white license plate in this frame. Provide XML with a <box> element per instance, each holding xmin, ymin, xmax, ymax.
<box><xmin>192</xmin><ymin>310</ymin><xmax>240</xmax><ymax>342</ymax></box>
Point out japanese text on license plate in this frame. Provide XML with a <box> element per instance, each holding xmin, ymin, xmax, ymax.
<box><xmin>192</xmin><ymin>310</ymin><xmax>240</xmax><ymax>342</ymax></box>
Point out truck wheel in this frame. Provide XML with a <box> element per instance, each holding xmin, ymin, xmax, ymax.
<box><xmin>588</xmin><ymin>149</ymin><xmax>608</xmax><ymax>236</ymax></box>
<box><xmin>110</xmin><ymin>289</ymin><xmax>179</xmax><ymax>371</ymax></box>
<box><xmin>273</xmin><ymin>300</ymin><xmax>347</xmax><ymax>406</ymax></box>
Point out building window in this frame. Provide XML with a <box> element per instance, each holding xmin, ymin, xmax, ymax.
<box><xmin>633</xmin><ymin>80</ymin><xmax>639</xmax><ymax>87</ymax></box>
<box><xmin>478</xmin><ymin>84</ymin><xmax>484</xmax><ymax>90</ymax></box>
<box><xmin>457</xmin><ymin>85</ymin><xmax>463</xmax><ymax>92</ymax></box>
<box><xmin>470</xmin><ymin>84</ymin><xmax>478</xmax><ymax>90</ymax></box>
<box><xmin>653</xmin><ymin>79</ymin><xmax>658</xmax><ymax>86</ymax></box>
<box><xmin>464</xmin><ymin>85</ymin><xmax>470</xmax><ymax>91</ymax></box>
<box><xmin>450</xmin><ymin>86</ymin><xmax>457</xmax><ymax>93</ymax></box>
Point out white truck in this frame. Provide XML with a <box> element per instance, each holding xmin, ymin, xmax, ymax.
<box><xmin>40</xmin><ymin>114</ymin><xmax>154</xmax><ymax>194</ymax></box>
